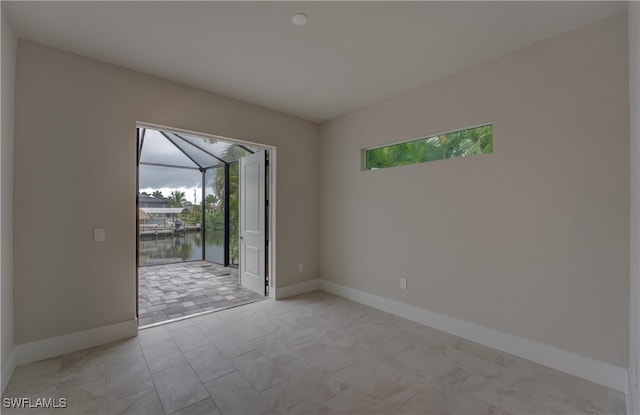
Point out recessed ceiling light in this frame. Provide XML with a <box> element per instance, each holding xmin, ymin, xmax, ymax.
<box><xmin>292</xmin><ymin>13</ymin><xmax>308</xmax><ymax>26</ymax></box>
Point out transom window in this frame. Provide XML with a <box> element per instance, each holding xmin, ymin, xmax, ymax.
<box><xmin>364</xmin><ymin>124</ymin><xmax>493</xmax><ymax>170</ymax></box>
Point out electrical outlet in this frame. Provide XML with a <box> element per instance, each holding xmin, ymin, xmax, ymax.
<box><xmin>400</xmin><ymin>278</ymin><xmax>407</xmax><ymax>290</ymax></box>
<box><xmin>298</xmin><ymin>263</ymin><xmax>304</xmax><ymax>272</ymax></box>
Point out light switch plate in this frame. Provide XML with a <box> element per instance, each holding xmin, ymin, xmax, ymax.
<box><xmin>94</xmin><ymin>228</ymin><xmax>106</xmax><ymax>242</ymax></box>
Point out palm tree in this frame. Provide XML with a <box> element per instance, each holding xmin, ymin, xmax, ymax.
<box><xmin>167</xmin><ymin>190</ymin><xmax>187</xmax><ymax>207</ymax></box>
<box><xmin>152</xmin><ymin>190</ymin><xmax>164</xmax><ymax>198</ymax></box>
<box><xmin>204</xmin><ymin>194</ymin><xmax>220</xmax><ymax>213</ymax></box>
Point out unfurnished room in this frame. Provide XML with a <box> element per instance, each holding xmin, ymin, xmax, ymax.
<box><xmin>1</xmin><ymin>1</ymin><xmax>639</xmax><ymax>414</ymax></box>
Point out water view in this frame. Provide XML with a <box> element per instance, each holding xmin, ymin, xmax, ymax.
<box><xmin>139</xmin><ymin>230</ymin><xmax>227</xmax><ymax>266</ymax></box>
<box><xmin>137</xmin><ymin>127</ymin><xmax>251</xmax><ymax>269</ymax></box>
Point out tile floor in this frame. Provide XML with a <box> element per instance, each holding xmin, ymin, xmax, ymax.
<box><xmin>2</xmin><ymin>291</ymin><xmax>627</xmax><ymax>415</ymax></box>
<box><xmin>138</xmin><ymin>261</ymin><xmax>265</xmax><ymax>326</ymax></box>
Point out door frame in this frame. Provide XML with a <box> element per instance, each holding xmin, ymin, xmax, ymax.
<box><xmin>135</xmin><ymin>122</ymin><xmax>277</xmax><ymax>309</ymax></box>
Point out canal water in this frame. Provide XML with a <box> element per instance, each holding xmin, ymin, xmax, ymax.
<box><xmin>139</xmin><ymin>229</ymin><xmax>226</xmax><ymax>266</ymax></box>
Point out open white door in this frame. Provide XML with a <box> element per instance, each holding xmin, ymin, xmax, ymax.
<box><xmin>239</xmin><ymin>150</ymin><xmax>266</xmax><ymax>295</ymax></box>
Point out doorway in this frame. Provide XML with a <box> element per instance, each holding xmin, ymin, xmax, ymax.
<box><xmin>135</xmin><ymin>124</ymin><xmax>274</xmax><ymax>326</ymax></box>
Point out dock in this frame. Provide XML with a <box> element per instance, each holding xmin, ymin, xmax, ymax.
<box><xmin>139</xmin><ymin>223</ymin><xmax>201</xmax><ymax>239</ymax></box>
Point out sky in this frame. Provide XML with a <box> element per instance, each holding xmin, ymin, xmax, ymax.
<box><xmin>139</xmin><ymin>165</ymin><xmax>221</xmax><ymax>205</ymax></box>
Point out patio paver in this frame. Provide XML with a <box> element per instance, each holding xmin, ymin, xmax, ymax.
<box><xmin>138</xmin><ymin>261</ymin><xmax>265</xmax><ymax>326</ymax></box>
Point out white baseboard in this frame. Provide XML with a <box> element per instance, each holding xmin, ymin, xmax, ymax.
<box><xmin>275</xmin><ymin>278</ymin><xmax>321</xmax><ymax>300</ymax></box>
<box><xmin>320</xmin><ymin>280</ymin><xmax>628</xmax><ymax>392</ymax></box>
<box><xmin>1</xmin><ymin>347</ymin><xmax>16</xmax><ymax>394</ymax></box>
<box><xmin>15</xmin><ymin>319</ymin><xmax>138</xmax><ymax>366</ymax></box>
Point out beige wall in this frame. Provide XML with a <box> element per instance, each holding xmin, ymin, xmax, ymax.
<box><xmin>14</xmin><ymin>41</ymin><xmax>319</xmax><ymax>345</ymax></box>
<box><xmin>1</xmin><ymin>8</ymin><xmax>17</xmax><ymax>370</ymax></box>
<box><xmin>319</xmin><ymin>14</ymin><xmax>629</xmax><ymax>367</ymax></box>
<box><xmin>629</xmin><ymin>2</ymin><xmax>640</xmax><ymax>412</ymax></box>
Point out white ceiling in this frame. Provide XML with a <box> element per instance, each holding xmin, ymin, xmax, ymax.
<box><xmin>3</xmin><ymin>1</ymin><xmax>627</xmax><ymax>122</ymax></box>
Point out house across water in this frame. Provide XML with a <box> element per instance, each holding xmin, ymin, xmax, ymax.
<box><xmin>139</xmin><ymin>207</ymin><xmax>194</xmax><ymax>238</ymax></box>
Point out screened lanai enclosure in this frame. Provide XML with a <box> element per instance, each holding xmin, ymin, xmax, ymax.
<box><xmin>137</xmin><ymin>127</ymin><xmax>264</xmax><ymax>267</ymax></box>
<box><xmin>136</xmin><ymin>127</ymin><xmax>268</xmax><ymax>326</ymax></box>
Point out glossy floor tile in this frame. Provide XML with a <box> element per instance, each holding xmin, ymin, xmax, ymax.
<box><xmin>2</xmin><ymin>291</ymin><xmax>627</xmax><ymax>414</ymax></box>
